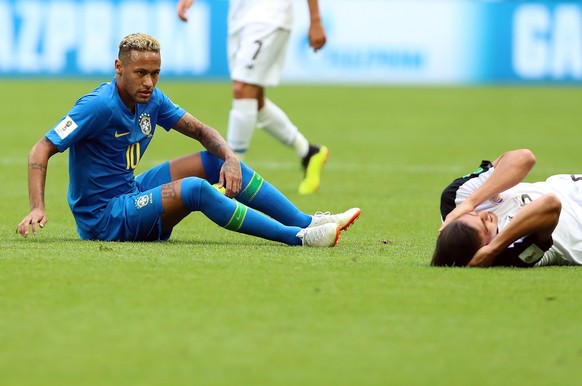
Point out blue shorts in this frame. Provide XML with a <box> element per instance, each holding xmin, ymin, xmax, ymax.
<box><xmin>86</xmin><ymin>152</ymin><xmax>223</xmax><ymax>242</ymax></box>
<box><xmin>90</xmin><ymin>162</ymin><xmax>172</xmax><ymax>241</ymax></box>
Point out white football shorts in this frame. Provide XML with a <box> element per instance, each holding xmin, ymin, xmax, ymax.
<box><xmin>536</xmin><ymin>174</ymin><xmax>582</xmax><ymax>266</ymax></box>
<box><xmin>228</xmin><ymin>24</ymin><xmax>290</xmax><ymax>87</ymax></box>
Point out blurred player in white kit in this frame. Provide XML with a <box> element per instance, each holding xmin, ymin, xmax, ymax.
<box><xmin>178</xmin><ymin>0</ymin><xmax>330</xmax><ymax>195</ymax></box>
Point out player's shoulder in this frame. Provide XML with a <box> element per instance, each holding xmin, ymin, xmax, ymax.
<box><xmin>150</xmin><ymin>87</ymin><xmax>182</xmax><ymax>112</ymax></box>
<box><xmin>442</xmin><ymin>160</ymin><xmax>494</xmax><ymax>195</ymax></box>
<box><xmin>150</xmin><ymin>87</ymin><xmax>167</xmax><ymax>102</ymax></box>
<box><xmin>74</xmin><ymin>81</ymin><xmax>117</xmax><ymax>112</ymax></box>
<box><xmin>440</xmin><ymin>159</ymin><xmax>495</xmax><ymax>217</ymax></box>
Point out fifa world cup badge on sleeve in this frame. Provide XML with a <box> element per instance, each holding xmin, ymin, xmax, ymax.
<box><xmin>518</xmin><ymin>244</ymin><xmax>544</xmax><ymax>264</ymax></box>
<box><xmin>55</xmin><ymin>116</ymin><xmax>78</xmax><ymax>139</ymax></box>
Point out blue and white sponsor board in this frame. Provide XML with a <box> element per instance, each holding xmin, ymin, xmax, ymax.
<box><xmin>481</xmin><ymin>2</ymin><xmax>582</xmax><ymax>83</ymax></box>
<box><xmin>286</xmin><ymin>0</ymin><xmax>482</xmax><ymax>84</ymax></box>
<box><xmin>286</xmin><ymin>0</ymin><xmax>582</xmax><ymax>84</ymax></box>
<box><xmin>0</xmin><ymin>0</ymin><xmax>581</xmax><ymax>84</ymax></box>
<box><xmin>0</xmin><ymin>0</ymin><xmax>228</xmax><ymax>78</ymax></box>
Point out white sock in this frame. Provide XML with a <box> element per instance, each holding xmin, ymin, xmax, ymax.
<box><xmin>257</xmin><ymin>99</ymin><xmax>309</xmax><ymax>157</ymax></box>
<box><xmin>293</xmin><ymin>132</ymin><xmax>310</xmax><ymax>159</ymax></box>
<box><xmin>227</xmin><ymin>99</ymin><xmax>259</xmax><ymax>158</ymax></box>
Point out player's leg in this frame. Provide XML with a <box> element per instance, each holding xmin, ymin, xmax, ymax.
<box><xmin>250</xmin><ymin>28</ymin><xmax>309</xmax><ymax>155</ymax></box>
<box><xmin>298</xmin><ymin>143</ymin><xmax>329</xmax><ymax>195</ymax></box>
<box><xmin>92</xmin><ymin>178</ymin><xmax>337</xmax><ymax>246</ymax></box>
<box><xmin>256</xmin><ymin>97</ymin><xmax>329</xmax><ymax>194</ymax></box>
<box><xmin>160</xmin><ymin>177</ymin><xmax>340</xmax><ymax>247</ymax></box>
<box><xmin>133</xmin><ymin>159</ymin><xmax>341</xmax><ymax>245</ymax></box>
<box><xmin>166</xmin><ymin>153</ymin><xmax>207</xmax><ymax>181</ymax></box>
<box><xmin>226</xmin><ymin>82</ymin><xmax>260</xmax><ymax>159</ymax></box>
<box><xmin>226</xmin><ymin>27</ymin><xmax>264</xmax><ymax>159</ymax></box>
<box><xmin>158</xmin><ymin>152</ymin><xmax>312</xmax><ymax>227</ymax></box>
<box><xmin>199</xmin><ymin>151</ymin><xmax>312</xmax><ymax>227</ymax></box>
<box><xmin>146</xmin><ymin>153</ymin><xmax>359</xmax><ymax>232</ymax></box>
<box><xmin>91</xmin><ymin>186</ymin><xmax>171</xmax><ymax>242</ymax></box>
<box><xmin>246</xmin><ymin>27</ymin><xmax>328</xmax><ymax>194</ymax></box>
<box><xmin>198</xmin><ymin>151</ymin><xmax>361</xmax><ymax>230</ymax></box>
<box><xmin>226</xmin><ymin>25</ymin><xmax>313</xmax><ymax>163</ymax></box>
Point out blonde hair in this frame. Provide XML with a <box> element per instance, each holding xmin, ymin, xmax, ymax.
<box><xmin>118</xmin><ymin>33</ymin><xmax>160</xmax><ymax>63</ymax></box>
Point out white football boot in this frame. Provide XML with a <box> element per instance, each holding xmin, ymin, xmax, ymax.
<box><xmin>308</xmin><ymin>207</ymin><xmax>361</xmax><ymax>231</ymax></box>
<box><xmin>296</xmin><ymin>223</ymin><xmax>341</xmax><ymax>247</ymax></box>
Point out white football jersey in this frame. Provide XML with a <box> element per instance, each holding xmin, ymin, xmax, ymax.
<box><xmin>533</xmin><ymin>174</ymin><xmax>582</xmax><ymax>266</ymax></box>
<box><xmin>441</xmin><ymin>160</ymin><xmax>582</xmax><ymax>266</ymax></box>
<box><xmin>228</xmin><ymin>0</ymin><xmax>293</xmax><ymax>34</ymax></box>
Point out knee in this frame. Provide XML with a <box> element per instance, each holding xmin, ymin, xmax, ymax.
<box><xmin>200</xmin><ymin>151</ymin><xmax>224</xmax><ymax>183</ymax></box>
<box><xmin>233</xmin><ymin>81</ymin><xmax>261</xmax><ymax>100</ymax></box>
<box><xmin>180</xmin><ymin>177</ymin><xmax>208</xmax><ymax>211</ymax></box>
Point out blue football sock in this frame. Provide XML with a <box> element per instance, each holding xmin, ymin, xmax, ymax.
<box><xmin>180</xmin><ymin>177</ymin><xmax>302</xmax><ymax>245</ymax></box>
<box><xmin>199</xmin><ymin>151</ymin><xmax>312</xmax><ymax>227</ymax></box>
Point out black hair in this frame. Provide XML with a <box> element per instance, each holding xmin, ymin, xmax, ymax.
<box><xmin>431</xmin><ymin>221</ymin><xmax>483</xmax><ymax>267</ymax></box>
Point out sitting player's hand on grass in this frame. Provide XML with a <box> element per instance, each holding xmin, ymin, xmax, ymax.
<box><xmin>18</xmin><ymin>207</ymin><xmax>48</xmax><ymax>237</ymax></box>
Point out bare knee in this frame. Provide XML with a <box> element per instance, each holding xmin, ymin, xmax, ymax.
<box><xmin>233</xmin><ymin>81</ymin><xmax>263</xmax><ymax>104</ymax></box>
<box><xmin>160</xmin><ymin>179</ymin><xmax>190</xmax><ymax>232</ymax></box>
<box><xmin>169</xmin><ymin>153</ymin><xmax>205</xmax><ymax>181</ymax></box>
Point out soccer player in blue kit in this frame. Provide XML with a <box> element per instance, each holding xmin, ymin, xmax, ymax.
<box><xmin>17</xmin><ymin>33</ymin><xmax>360</xmax><ymax>247</ymax></box>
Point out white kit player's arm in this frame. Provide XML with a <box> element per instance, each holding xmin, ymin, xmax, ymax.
<box><xmin>177</xmin><ymin>0</ymin><xmax>195</xmax><ymax>22</ymax></box>
<box><xmin>467</xmin><ymin>193</ymin><xmax>561</xmax><ymax>267</ymax></box>
<box><xmin>307</xmin><ymin>0</ymin><xmax>327</xmax><ymax>52</ymax></box>
<box><xmin>440</xmin><ymin>149</ymin><xmax>537</xmax><ymax>231</ymax></box>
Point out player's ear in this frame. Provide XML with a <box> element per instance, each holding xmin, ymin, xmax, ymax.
<box><xmin>115</xmin><ymin>59</ymin><xmax>123</xmax><ymax>75</ymax></box>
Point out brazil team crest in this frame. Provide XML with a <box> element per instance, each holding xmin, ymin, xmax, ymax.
<box><xmin>135</xmin><ymin>193</ymin><xmax>153</xmax><ymax>209</ymax></box>
<box><xmin>139</xmin><ymin>113</ymin><xmax>152</xmax><ymax>137</ymax></box>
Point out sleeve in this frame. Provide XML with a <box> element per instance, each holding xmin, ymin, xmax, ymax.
<box><xmin>492</xmin><ymin>235</ymin><xmax>554</xmax><ymax>268</ymax></box>
<box><xmin>155</xmin><ymin>90</ymin><xmax>187</xmax><ymax>131</ymax></box>
<box><xmin>45</xmin><ymin>93</ymin><xmax>108</xmax><ymax>152</ymax></box>
<box><xmin>440</xmin><ymin>160</ymin><xmax>494</xmax><ymax>219</ymax></box>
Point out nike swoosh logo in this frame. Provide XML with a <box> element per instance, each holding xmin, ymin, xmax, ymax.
<box><xmin>115</xmin><ymin>131</ymin><xmax>130</xmax><ymax>138</ymax></box>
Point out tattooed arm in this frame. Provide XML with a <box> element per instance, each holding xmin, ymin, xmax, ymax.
<box><xmin>173</xmin><ymin>112</ymin><xmax>242</xmax><ymax>197</ymax></box>
<box><xmin>17</xmin><ymin>137</ymin><xmax>59</xmax><ymax>237</ymax></box>
<box><xmin>173</xmin><ymin>113</ymin><xmax>235</xmax><ymax>159</ymax></box>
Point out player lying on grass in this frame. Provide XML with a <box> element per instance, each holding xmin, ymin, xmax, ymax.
<box><xmin>432</xmin><ymin>148</ymin><xmax>582</xmax><ymax>267</ymax></box>
<box><xmin>17</xmin><ymin>33</ymin><xmax>361</xmax><ymax>247</ymax></box>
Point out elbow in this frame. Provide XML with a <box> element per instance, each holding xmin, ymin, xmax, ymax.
<box><xmin>30</xmin><ymin>137</ymin><xmax>58</xmax><ymax>159</ymax></box>
<box><xmin>518</xmin><ymin>148</ymin><xmax>536</xmax><ymax>170</ymax></box>
<box><xmin>541</xmin><ymin>193</ymin><xmax>562</xmax><ymax>231</ymax></box>
<box><xmin>545</xmin><ymin>193</ymin><xmax>562</xmax><ymax>216</ymax></box>
<box><xmin>28</xmin><ymin>140</ymin><xmax>43</xmax><ymax>160</ymax></box>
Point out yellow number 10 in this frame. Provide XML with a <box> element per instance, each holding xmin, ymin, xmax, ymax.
<box><xmin>126</xmin><ymin>143</ymin><xmax>141</xmax><ymax>170</ymax></box>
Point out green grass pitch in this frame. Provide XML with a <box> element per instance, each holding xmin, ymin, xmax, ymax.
<box><xmin>2</xmin><ymin>80</ymin><xmax>582</xmax><ymax>385</ymax></box>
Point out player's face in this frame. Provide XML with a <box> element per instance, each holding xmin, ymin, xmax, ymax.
<box><xmin>115</xmin><ymin>50</ymin><xmax>161</xmax><ymax>111</ymax></box>
<box><xmin>458</xmin><ymin>211</ymin><xmax>498</xmax><ymax>246</ymax></box>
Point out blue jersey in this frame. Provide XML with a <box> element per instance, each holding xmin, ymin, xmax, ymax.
<box><xmin>46</xmin><ymin>78</ymin><xmax>186</xmax><ymax>239</ymax></box>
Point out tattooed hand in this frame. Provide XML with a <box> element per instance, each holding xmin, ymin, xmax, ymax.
<box><xmin>218</xmin><ymin>156</ymin><xmax>242</xmax><ymax>198</ymax></box>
